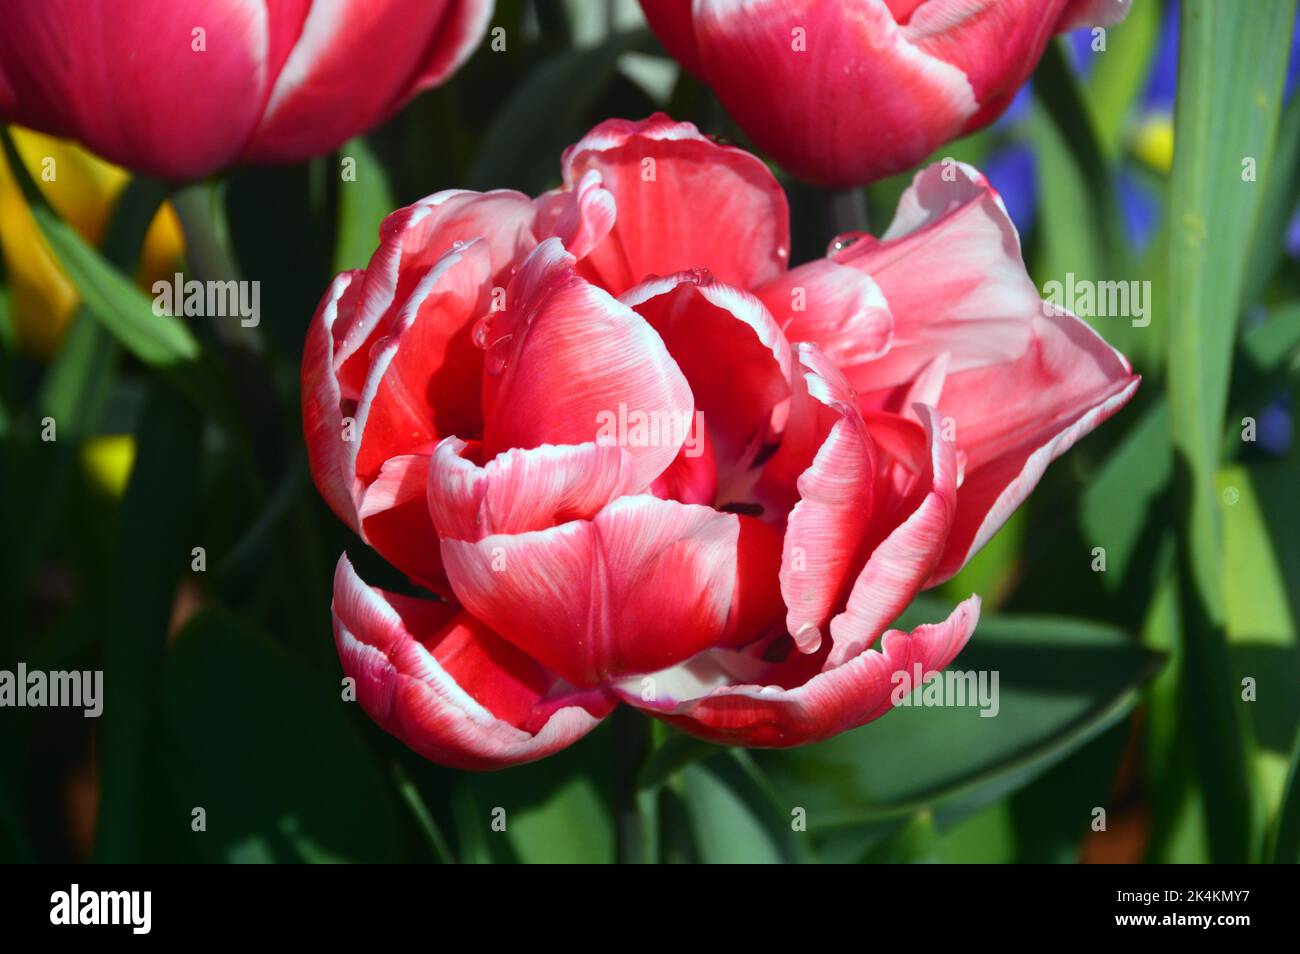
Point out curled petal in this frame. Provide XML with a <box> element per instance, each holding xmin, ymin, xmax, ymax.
<box><xmin>561</xmin><ymin>113</ymin><xmax>791</xmax><ymax>294</ymax></box>
<box><xmin>332</xmin><ymin>554</ymin><xmax>613</xmax><ymax>771</ymax></box>
<box><xmin>333</xmin><ymin>189</ymin><xmax>536</xmax><ymax>397</ymax></box>
<box><xmin>827</xmin><ymin>404</ymin><xmax>959</xmax><ymax>667</ymax></box>
<box><xmin>359</xmin><ymin>454</ymin><xmax>450</xmax><ymax>596</ymax></box>
<box><xmin>481</xmin><ymin>239</ymin><xmax>695</xmax><ymax>491</ymax></box>
<box><xmin>779</xmin><ymin>345</ymin><xmax>878</xmax><ymax>654</ymax></box>
<box><xmin>626</xmin><ymin>597</ymin><xmax>981</xmax><ymax>747</ymax></box>
<box><xmin>440</xmin><ymin>495</ymin><xmax>784</xmax><ymax>687</ymax></box>
<box><xmin>929</xmin><ymin>310</ymin><xmax>1140</xmax><ymax>583</ymax></box>
<box><xmin>754</xmin><ymin>259</ymin><xmax>893</xmax><ymax>369</ymax></box>
<box><xmin>621</xmin><ymin>272</ymin><xmax>792</xmax><ymax>474</ymax></box>
<box><xmin>833</xmin><ymin>160</ymin><xmax>1040</xmax><ymax>391</ymax></box>
<box><xmin>533</xmin><ymin>168</ymin><xmax>617</xmax><ymax>262</ymax></box>
<box><xmin>428</xmin><ymin>437</ymin><xmax>640</xmax><ymax>540</ymax></box>
<box><xmin>302</xmin><ymin>269</ymin><xmax>365</xmax><ymax>531</ymax></box>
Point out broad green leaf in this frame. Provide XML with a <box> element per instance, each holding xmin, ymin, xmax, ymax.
<box><xmin>332</xmin><ymin>137</ymin><xmax>396</xmax><ymax>273</ymax></box>
<box><xmin>1218</xmin><ymin>463</ymin><xmax>1300</xmax><ymax>825</ymax></box>
<box><xmin>1243</xmin><ymin>93</ymin><xmax>1300</xmax><ymax>307</ymax></box>
<box><xmin>1165</xmin><ymin>0</ymin><xmax>1296</xmax><ymax>862</ymax></box>
<box><xmin>0</xmin><ymin>127</ymin><xmax>228</xmax><ymax>421</ymax></box>
<box><xmin>93</xmin><ymin>380</ymin><xmax>202</xmax><ymax>862</ymax></box>
<box><xmin>860</xmin><ymin>811</ymin><xmax>938</xmax><ymax>864</ymax></box>
<box><xmin>1083</xmin><ymin>0</ymin><xmax>1161</xmax><ymax>157</ymax></box>
<box><xmin>754</xmin><ymin>610</ymin><xmax>1161</xmax><ymax>832</ymax></box>
<box><xmin>142</xmin><ymin>608</ymin><xmax>401</xmax><ymax>863</ymax></box>
<box><xmin>680</xmin><ymin>756</ymin><xmax>799</xmax><ymax>864</ymax></box>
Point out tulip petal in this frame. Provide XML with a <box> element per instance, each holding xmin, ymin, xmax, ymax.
<box><xmin>827</xmin><ymin>404</ymin><xmax>959</xmax><ymax>667</ymax></box>
<box><xmin>691</xmin><ymin>0</ymin><xmax>977</xmax><ymax>187</ymax></box>
<box><xmin>533</xmin><ymin>169</ymin><xmax>617</xmax><ymax>262</ymax></box>
<box><xmin>561</xmin><ymin>114</ymin><xmax>791</xmax><ymax>295</ymax></box>
<box><xmin>303</xmin><ymin>269</ymin><xmax>366</xmax><ymax>531</ymax></box>
<box><xmin>358</xmin><ymin>454</ymin><xmax>450</xmax><ymax>596</ymax></box>
<box><xmin>351</xmin><ymin>240</ymin><xmax>492</xmax><ymax>483</ymax></box>
<box><xmin>779</xmin><ymin>346</ymin><xmax>878</xmax><ymax>654</ymax></box>
<box><xmin>440</xmin><ymin>495</ymin><xmax>784</xmax><ymax>687</ymax></box>
<box><xmin>754</xmin><ymin>259</ymin><xmax>893</xmax><ymax>370</ymax></box>
<box><xmin>333</xmin><ymin>189</ymin><xmax>536</xmax><ymax>399</ymax></box>
<box><xmin>481</xmin><ymin>239</ymin><xmax>695</xmax><ymax>490</ymax></box>
<box><xmin>929</xmin><ymin>310</ymin><xmax>1140</xmax><ymax>583</ymax></box>
<box><xmin>625</xmin><ymin>596</ymin><xmax>981</xmax><ymax>747</ymax></box>
<box><xmin>639</xmin><ymin>0</ymin><xmax>704</xmax><ymax>76</ymax></box>
<box><xmin>251</xmin><ymin>0</ymin><xmax>491</xmax><ymax>163</ymax></box>
<box><xmin>833</xmin><ymin>160</ymin><xmax>1040</xmax><ymax>391</ymax></box>
<box><xmin>332</xmin><ymin>554</ymin><xmax>613</xmax><ymax>771</ymax></box>
<box><xmin>1057</xmin><ymin>0</ymin><xmax>1133</xmax><ymax>32</ymax></box>
<box><xmin>621</xmin><ymin>272</ymin><xmax>793</xmax><ymax>476</ymax></box>
<box><xmin>428</xmin><ymin>437</ymin><xmax>640</xmax><ymax>540</ymax></box>
<box><xmin>0</xmin><ymin>0</ymin><xmax>270</xmax><ymax>181</ymax></box>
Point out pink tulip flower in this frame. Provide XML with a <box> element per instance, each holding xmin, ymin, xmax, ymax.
<box><xmin>304</xmin><ymin>114</ymin><xmax>1138</xmax><ymax>769</ymax></box>
<box><xmin>0</xmin><ymin>0</ymin><xmax>492</xmax><ymax>181</ymax></box>
<box><xmin>638</xmin><ymin>0</ymin><xmax>1133</xmax><ymax>187</ymax></box>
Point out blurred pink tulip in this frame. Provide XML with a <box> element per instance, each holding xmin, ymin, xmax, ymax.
<box><xmin>638</xmin><ymin>0</ymin><xmax>1132</xmax><ymax>186</ymax></box>
<box><xmin>304</xmin><ymin>114</ymin><xmax>1138</xmax><ymax>769</ymax></box>
<box><xmin>0</xmin><ymin>0</ymin><xmax>493</xmax><ymax>181</ymax></box>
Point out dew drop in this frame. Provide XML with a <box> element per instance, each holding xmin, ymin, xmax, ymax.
<box><xmin>485</xmin><ymin>334</ymin><xmax>514</xmax><ymax>376</ymax></box>
<box><xmin>827</xmin><ymin>230</ymin><xmax>870</xmax><ymax>256</ymax></box>
<box><xmin>471</xmin><ymin>316</ymin><xmax>491</xmax><ymax>349</ymax></box>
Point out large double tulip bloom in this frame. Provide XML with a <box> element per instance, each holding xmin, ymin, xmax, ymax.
<box><xmin>0</xmin><ymin>0</ymin><xmax>491</xmax><ymax>181</ymax></box>
<box><xmin>639</xmin><ymin>0</ymin><xmax>1133</xmax><ymax>186</ymax></box>
<box><xmin>304</xmin><ymin>114</ymin><xmax>1138</xmax><ymax>769</ymax></box>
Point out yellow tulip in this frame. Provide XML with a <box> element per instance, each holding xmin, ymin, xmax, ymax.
<box><xmin>0</xmin><ymin>126</ymin><xmax>185</xmax><ymax>358</ymax></box>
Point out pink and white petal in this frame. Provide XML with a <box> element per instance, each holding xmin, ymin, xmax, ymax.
<box><xmin>622</xmin><ymin>272</ymin><xmax>793</xmax><ymax>470</ymax></box>
<box><xmin>333</xmin><ymin>189</ymin><xmax>536</xmax><ymax>398</ymax></box>
<box><xmin>1057</xmin><ymin>0</ymin><xmax>1133</xmax><ymax>32</ymax></box>
<box><xmin>532</xmin><ymin>169</ymin><xmax>617</xmax><ymax>262</ymax></box>
<box><xmin>833</xmin><ymin>161</ymin><xmax>1039</xmax><ymax>391</ymax></box>
<box><xmin>929</xmin><ymin>310</ymin><xmax>1140</xmax><ymax>583</ymax></box>
<box><xmin>691</xmin><ymin>0</ymin><xmax>977</xmax><ymax>188</ymax></box>
<box><xmin>407</xmin><ymin>0</ymin><xmax>496</xmax><ymax>89</ymax></box>
<box><xmin>561</xmin><ymin>114</ymin><xmax>791</xmax><ymax>295</ymax></box>
<box><xmin>827</xmin><ymin>404</ymin><xmax>959</xmax><ymax>667</ymax></box>
<box><xmin>639</xmin><ymin>0</ymin><xmax>705</xmax><ymax>76</ymax></box>
<box><xmin>638</xmin><ymin>596</ymin><xmax>981</xmax><ymax>747</ymax></box>
<box><xmin>352</xmin><ymin>240</ymin><xmax>492</xmax><ymax>483</ymax></box>
<box><xmin>754</xmin><ymin>259</ymin><xmax>893</xmax><ymax>368</ymax></box>
<box><xmin>249</xmin><ymin>0</ymin><xmax>490</xmax><ymax>164</ymax></box>
<box><xmin>0</xmin><ymin>0</ymin><xmax>271</xmax><ymax>181</ymax></box>
<box><xmin>480</xmin><ymin>239</ymin><xmax>695</xmax><ymax>490</ymax></box>
<box><xmin>302</xmin><ymin>270</ymin><xmax>366</xmax><ymax>532</ymax></box>
<box><xmin>900</xmin><ymin>0</ymin><xmax>1070</xmax><ymax>126</ymax></box>
<box><xmin>358</xmin><ymin>454</ymin><xmax>451</xmax><ymax>597</ymax></box>
<box><xmin>332</xmin><ymin>554</ymin><xmax>613</xmax><ymax>771</ymax></box>
<box><xmin>428</xmin><ymin>437</ymin><xmax>640</xmax><ymax>541</ymax></box>
<box><xmin>439</xmin><ymin>495</ymin><xmax>784</xmax><ymax>687</ymax></box>
<box><xmin>778</xmin><ymin>345</ymin><xmax>878</xmax><ymax>653</ymax></box>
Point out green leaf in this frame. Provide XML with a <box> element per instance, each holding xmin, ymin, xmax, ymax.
<box><xmin>142</xmin><ymin>608</ymin><xmax>401</xmax><ymax>862</ymax></box>
<box><xmin>332</xmin><ymin>137</ymin><xmax>396</xmax><ymax>273</ymax></box>
<box><xmin>753</xmin><ymin>610</ymin><xmax>1161</xmax><ymax>832</ymax></box>
<box><xmin>1165</xmin><ymin>0</ymin><xmax>1296</xmax><ymax>862</ymax></box>
<box><xmin>1270</xmin><ymin>732</ymin><xmax>1300</xmax><ymax>863</ymax></box>
<box><xmin>680</xmin><ymin>754</ymin><xmax>809</xmax><ymax>864</ymax></box>
<box><xmin>93</xmin><ymin>380</ymin><xmax>202</xmax><ymax>862</ymax></box>
<box><xmin>467</xmin><ymin>32</ymin><xmax>648</xmax><ymax>194</ymax></box>
<box><xmin>1083</xmin><ymin>0</ymin><xmax>1161</xmax><ymax>157</ymax></box>
<box><xmin>0</xmin><ymin>126</ymin><xmax>229</xmax><ymax>422</ymax></box>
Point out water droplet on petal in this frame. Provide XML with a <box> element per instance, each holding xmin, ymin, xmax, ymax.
<box><xmin>471</xmin><ymin>316</ymin><xmax>491</xmax><ymax>349</ymax></box>
<box><xmin>827</xmin><ymin>230</ymin><xmax>870</xmax><ymax>257</ymax></box>
<box><xmin>485</xmin><ymin>334</ymin><xmax>513</xmax><ymax>376</ymax></box>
